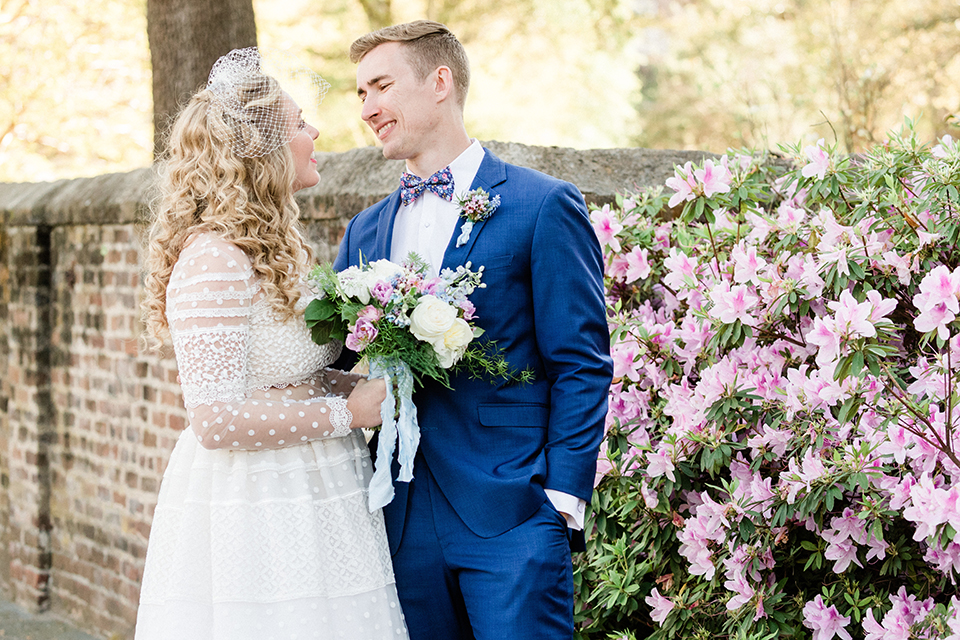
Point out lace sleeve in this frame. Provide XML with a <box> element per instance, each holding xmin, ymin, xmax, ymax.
<box><xmin>167</xmin><ymin>234</ymin><xmax>354</xmax><ymax>450</ymax></box>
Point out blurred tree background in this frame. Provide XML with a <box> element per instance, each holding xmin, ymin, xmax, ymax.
<box><xmin>2</xmin><ymin>0</ymin><xmax>959</xmax><ymax>183</ymax></box>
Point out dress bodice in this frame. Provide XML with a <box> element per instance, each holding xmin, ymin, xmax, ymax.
<box><xmin>165</xmin><ymin>233</ymin><xmax>355</xmax><ymax>450</ymax></box>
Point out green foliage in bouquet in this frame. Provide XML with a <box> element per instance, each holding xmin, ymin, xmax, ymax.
<box><xmin>304</xmin><ymin>255</ymin><xmax>532</xmax><ymax>389</ymax></box>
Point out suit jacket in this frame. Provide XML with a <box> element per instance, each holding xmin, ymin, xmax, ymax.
<box><xmin>333</xmin><ymin>148</ymin><xmax>612</xmax><ymax>553</ymax></box>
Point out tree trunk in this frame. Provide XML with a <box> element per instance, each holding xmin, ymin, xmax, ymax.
<box><xmin>146</xmin><ymin>0</ymin><xmax>257</xmax><ymax>157</ymax></box>
<box><xmin>357</xmin><ymin>0</ymin><xmax>392</xmax><ymax>30</ymax></box>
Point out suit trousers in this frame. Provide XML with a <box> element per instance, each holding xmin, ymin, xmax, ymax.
<box><xmin>391</xmin><ymin>455</ymin><xmax>574</xmax><ymax>640</ymax></box>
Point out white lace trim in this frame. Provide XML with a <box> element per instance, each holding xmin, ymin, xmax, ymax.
<box><xmin>181</xmin><ymin>383</ymin><xmax>248</xmax><ymax>408</ymax></box>
<box><xmin>168</xmin><ymin>307</ymin><xmax>253</xmax><ymax>323</ymax></box>
<box><xmin>327</xmin><ymin>397</ymin><xmax>353</xmax><ymax>437</ymax></box>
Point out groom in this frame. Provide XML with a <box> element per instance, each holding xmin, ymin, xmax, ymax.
<box><xmin>334</xmin><ymin>20</ymin><xmax>612</xmax><ymax>639</ymax></box>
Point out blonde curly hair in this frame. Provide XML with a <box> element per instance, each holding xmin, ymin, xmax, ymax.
<box><xmin>142</xmin><ymin>75</ymin><xmax>314</xmax><ymax>348</ymax></box>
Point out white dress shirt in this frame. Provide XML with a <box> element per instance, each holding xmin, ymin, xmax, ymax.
<box><xmin>392</xmin><ymin>140</ymin><xmax>586</xmax><ymax>531</ymax></box>
<box><xmin>391</xmin><ymin>140</ymin><xmax>485</xmax><ymax>274</ymax></box>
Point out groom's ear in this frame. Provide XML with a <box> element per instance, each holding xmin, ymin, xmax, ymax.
<box><xmin>432</xmin><ymin>66</ymin><xmax>455</xmax><ymax>103</ymax></box>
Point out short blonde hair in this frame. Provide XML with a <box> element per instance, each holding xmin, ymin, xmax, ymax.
<box><xmin>350</xmin><ymin>20</ymin><xmax>470</xmax><ymax>108</ymax></box>
<box><xmin>142</xmin><ymin>80</ymin><xmax>313</xmax><ymax>348</ymax></box>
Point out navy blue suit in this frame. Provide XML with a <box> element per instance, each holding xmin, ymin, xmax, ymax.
<box><xmin>333</xmin><ymin>148</ymin><xmax>612</xmax><ymax>639</ymax></box>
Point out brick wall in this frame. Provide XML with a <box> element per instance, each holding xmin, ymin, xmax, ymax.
<box><xmin>0</xmin><ymin>142</ymin><xmax>711</xmax><ymax>639</ymax></box>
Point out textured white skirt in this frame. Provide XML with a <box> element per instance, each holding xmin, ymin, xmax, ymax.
<box><xmin>135</xmin><ymin>428</ymin><xmax>408</xmax><ymax>640</ymax></box>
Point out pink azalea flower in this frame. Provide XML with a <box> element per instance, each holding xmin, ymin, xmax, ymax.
<box><xmin>594</xmin><ymin>440</ymin><xmax>615</xmax><ymax>487</ymax></box>
<box><xmin>801</xmin><ymin>138</ymin><xmax>831</xmax><ymax>180</ymax></box>
<box><xmin>827</xmin><ymin>508</ymin><xmax>869</xmax><ymax>544</ymax></box>
<box><xmin>914</xmin><ymin>301</ymin><xmax>957</xmax><ymax>340</ymax></box>
<box><xmin>818</xmin><ymin>245</ymin><xmax>850</xmax><ymax>278</ymax></box>
<box><xmin>916</xmin><ymin>265</ymin><xmax>960</xmax><ymax>311</ymax></box>
<box><xmin>806</xmin><ymin>316</ymin><xmax>840</xmax><ymax>366</ymax></box>
<box><xmin>624</xmin><ymin>246</ymin><xmax>652</xmax><ymax>283</ymax></box>
<box><xmin>607</xmin><ymin>254</ymin><xmax>629</xmax><ymax>280</ymax></box>
<box><xmin>708</xmin><ymin>282</ymin><xmax>760</xmax><ymax>326</ymax></box>
<box><xmin>864</xmin><ymin>289</ymin><xmax>897</xmax><ymax>325</ymax></box>
<box><xmin>663</xmin><ymin>248</ymin><xmax>700</xmax><ymax>292</ymax></box>
<box><xmin>917</xmin><ymin>229</ymin><xmax>941</xmax><ymax>248</ymax></box>
<box><xmin>695</xmin><ymin>159</ymin><xmax>733</xmax><ymax>197</ymax></box>
<box><xmin>731</xmin><ymin>241</ymin><xmax>767</xmax><ymax>284</ymax></box>
<box><xmin>802</xmin><ymin>596</ymin><xmax>852</xmax><ymax>640</ymax></box>
<box><xmin>776</xmin><ymin>201</ymin><xmax>807</xmax><ymax>233</ymax></box>
<box><xmin>590</xmin><ymin>205</ymin><xmax>623</xmax><ymax>252</ymax></box>
<box><xmin>644</xmin><ymin>588</ymin><xmax>675</xmax><ymax>625</ymax></box>
<box><xmin>724</xmin><ymin>571</ymin><xmax>756</xmax><ymax>611</ymax></box>
<box><xmin>932</xmin><ymin>134</ymin><xmax>957</xmax><ymax>158</ymax></box>
<box><xmin>640</xmin><ymin>480</ymin><xmax>660</xmax><ymax>509</ymax></box>
<box><xmin>665</xmin><ymin>161</ymin><xmax>698</xmax><ymax>207</ymax></box>
<box><xmin>864</xmin><ymin>588</ymin><xmax>937</xmax><ymax>640</ymax></box>
<box><xmin>828</xmin><ymin>290</ymin><xmax>876</xmax><ymax>339</ymax></box>
<box><xmin>823</xmin><ymin>537</ymin><xmax>862</xmax><ymax>573</ymax></box>
<box><xmin>747</xmin><ymin>424</ymin><xmax>793</xmax><ymax>458</ymax></box>
<box><xmin>611</xmin><ymin>338</ymin><xmax>641</xmax><ymax>383</ymax></box>
<box><xmin>745</xmin><ymin>209</ymin><xmax>772</xmax><ymax>244</ymax></box>
<box><xmin>647</xmin><ymin>447</ymin><xmax>676</xmax><ymax>482</ymax></box>
<box><xmin>913</xmin><ymin>265</ymin><xmax>960</xmax><ymax>338</ymax></box>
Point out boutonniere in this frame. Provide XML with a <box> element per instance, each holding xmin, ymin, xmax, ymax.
<box><xmin>455</xmin><ymin>188</ymin><xmax>501</xmax><ymax>247</ymax></box>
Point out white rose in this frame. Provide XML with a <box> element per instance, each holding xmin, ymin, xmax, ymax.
<box><xmin>442</xmin><ymin>318</ymin><xmax>474</xmax><ymax>351</ymax></box>
<box><xmin>368</xmin><ymin>259</ymin><xmax>404</xmax><ymax>283</ymax></box>
<box><xmin>432</xmin><ymin>318</ymin><xmax>474</xmax><ymax>368</ymax></box>
<box><xmin>337</xmin><ymin>266</ymin><xmax>372</xmax><ymax>304</ymax></box>
<box><xmin>410</xmin><ymin>295</ymin><xmax>457</xmax><ymax>343</ymax></box>
<box><xmin>434</xmin><ymin>343</ymin><xmax>459</xmax><ymax>369</ymax></box>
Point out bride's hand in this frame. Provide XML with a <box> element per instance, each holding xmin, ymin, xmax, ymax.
<box><xmin>345</xmin><ymin>378</ymin><xmax>386</xmax><ymax>429</ymax></box>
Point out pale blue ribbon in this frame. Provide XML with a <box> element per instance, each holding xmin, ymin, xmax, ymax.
<box><xmin>456</xmin><ymin>219</ymin><xmax>475</xmax><ymax>247</ymax></box>
<box><xmin>366</xmin><ymin>356</ymin><xmax>420</xmax><ymax>512</ymax></box>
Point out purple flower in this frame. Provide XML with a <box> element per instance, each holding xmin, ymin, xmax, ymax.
<box><xmin>345</xmin><ymin>318</ymin><xmax>378</xmax><ymax>352</ymax></box>
<box><xmin>459</xmin><ymin>299</ymin><xmax>476</xmax><ymax>320</ymax></box>
<box><xmin>357</xmin><ymin>305</ymin><xmax>383</xmax><ymax>324</ymax></box>
<box><xmin>419</xmin><ymin>277</ymin><xmax>444</xmax><ymax>296</ymax></box>
<box><xmin>370</xmin><ymin>280</ymin><xmax>394</xmax><ymax>305</ymax></box>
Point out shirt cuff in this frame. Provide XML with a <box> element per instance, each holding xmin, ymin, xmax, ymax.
<box><xmin>544</xmin><ymin>489</ymin><xmax>586</xmax><ymax>531</ymax></box>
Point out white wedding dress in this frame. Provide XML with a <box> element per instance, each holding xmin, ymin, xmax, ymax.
<box><xmin>135</xmin><ymin>233</ymin><xmax>408</xmax><ymax>640</ymax></box>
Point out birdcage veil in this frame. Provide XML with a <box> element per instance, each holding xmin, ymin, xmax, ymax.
<box><xmin>205</xmin><ymin>47</ymin><xmax>330</xmax><ymax>158</ymax></box>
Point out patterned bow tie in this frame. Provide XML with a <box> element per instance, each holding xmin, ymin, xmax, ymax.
<box><xmin>399</xmin><ymin>166</ymin><xmax>455</xmax><ymax>206</ymax></box>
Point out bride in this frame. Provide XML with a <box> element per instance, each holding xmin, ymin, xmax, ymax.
<box><xmin>136</xmin><ymin>48</ymin><xmax>408</xmax><ymax>640</ymax></box>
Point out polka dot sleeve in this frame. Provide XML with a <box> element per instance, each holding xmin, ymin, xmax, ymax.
<box><xmin>167</xmin><ymin>235</ymin><xmax>355</xmax><ymax>450</ymax></box>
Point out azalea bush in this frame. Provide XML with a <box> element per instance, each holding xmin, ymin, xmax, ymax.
<box><xmin>574</xmin><ymin>123</ymin><xmax>960</xmax><ymax>640</ymax></box>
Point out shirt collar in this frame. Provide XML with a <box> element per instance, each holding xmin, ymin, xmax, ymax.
<box><xmin>447</xmin><ymin>139</ymin><xmax>485</xmax><ymax>197</ymax></box>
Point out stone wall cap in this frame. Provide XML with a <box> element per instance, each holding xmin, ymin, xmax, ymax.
<box><xmin>1</xmin><ymin>143</ymin><xmax>722</xmax><ymax>227</ymax></box>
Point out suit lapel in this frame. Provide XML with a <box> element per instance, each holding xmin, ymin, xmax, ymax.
<box><xmin>440</xmin><ymin>149</ymin><xmax>508</xmax><ymax>271</ymax></box>
<box><xmin>374</xmin><ymin>190</ymin><xmax>404</xmax><ymax>263</ymax></box>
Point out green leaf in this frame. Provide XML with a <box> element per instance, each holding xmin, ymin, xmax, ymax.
<box><xmin>739</xmin><ymin>517</ymin><xmax>755</xmax><ymax>540</ymax></box>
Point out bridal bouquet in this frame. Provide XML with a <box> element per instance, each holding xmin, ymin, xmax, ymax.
<box><xmin>304</xmin><ymin>254</ymin><xmax>529</xmax><ymax>510</ymax></box>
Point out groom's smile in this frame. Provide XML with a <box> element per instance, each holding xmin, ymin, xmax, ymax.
<box><xmin>376</xmin><ymin>121</ymin><xmax>396</xmax><ymax>139</ymax></box>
